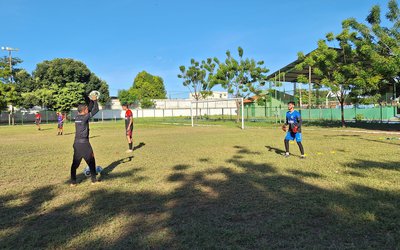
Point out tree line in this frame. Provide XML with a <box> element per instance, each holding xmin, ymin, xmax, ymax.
<box><xmin>0</xmin><ymin>58</ymin><xmax>110</xmax><ymax>112</ymax></box>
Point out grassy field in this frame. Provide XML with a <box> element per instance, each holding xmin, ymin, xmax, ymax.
<box><xmin>0</xmin><ymin>120</ymin><xmax>399</xmax><ymax>249</ymax></box>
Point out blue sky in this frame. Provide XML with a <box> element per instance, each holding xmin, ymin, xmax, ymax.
<box><xmin>2</xmin><ymin>0</ymin><xmax>388</xmax><ymax>98</ymax></box>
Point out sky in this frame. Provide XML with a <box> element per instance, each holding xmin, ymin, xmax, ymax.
<box><xmin>2</xmin><ymin>0</ymin><xmax>389</xmax><ymax>98</ymax></box>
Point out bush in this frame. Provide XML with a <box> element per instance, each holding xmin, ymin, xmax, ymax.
<box><xmin>355</xmin><ymin>114</ymin><xmax>364</xmax><ymax>121</ymax></box>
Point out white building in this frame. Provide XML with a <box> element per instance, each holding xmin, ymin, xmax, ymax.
<box><xmin>189</xmin><ymin>91</ymin><xmax>228</xmax><ymax>100</ymax></box>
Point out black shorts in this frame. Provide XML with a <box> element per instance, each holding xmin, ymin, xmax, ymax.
<box><xmin>73</xmin><ymin>142</ymin><xmax>94</xmax><ymax>162</ymax></box>
<box><xmin>35</xmin><ymin>119</ymin><xmax>40</xmax><ymax>125</ymax></box>
<box><xmin>58</xmin><ymin>123</ymin><xmax>63</xmax><ymax>129</ymax></box>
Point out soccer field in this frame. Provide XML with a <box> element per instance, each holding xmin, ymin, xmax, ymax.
<box><xmin>1</xmin><ymin>121</ymin><xmax>399</xmax><ymax>249</ymax></box>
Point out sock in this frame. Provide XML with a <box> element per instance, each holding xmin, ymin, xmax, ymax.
<box><xmin>129</xmin><ymin>142</ymin><xmax>133</xmax><ymax>150</ymax></box>
<box><xmin>297</xmin><ymin>142</ymin><xmax>305</xmax><ymax>155</ymax></box>
<box><xmin>284</xmin><ymin>140</ymin><xmax>289</xmax><ymax>153</ymax></box>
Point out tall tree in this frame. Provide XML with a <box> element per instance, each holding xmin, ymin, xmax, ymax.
<box><xmin>214</xmin><ymin>47</ymin><xmax>269</xmax><ymax>122</ymax></box>
<box><xmin>0</xmin><ymin>57</ymin><xmax>23</xmax><ymax>113</ymax></box>
<box><xmin>131</xmin><ymin>71</ymin><xmax>167</xmax><ymax>108</ymax></box>
<box><xmin>342</xmin><ymin>0</ymin><xmax>400</xmax><ymax>103</ymax></box>
<box><xmin>33</xmin><ymin>58</ymin><xmax>110</xmax><ymax>105</ymax></box>
<box><xmin>178</xmin><ymin>58</ymin><xmax>217</xmax><ymax>118</ymax></box>
<box><xmin>296</xmin><ymin>35</ymin><xmax>380</xmax><ymax>127</ymax></box>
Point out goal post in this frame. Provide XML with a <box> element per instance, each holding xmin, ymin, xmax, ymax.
<box><xmin>190</xmin><ymin>98</ymin><xmax>245</xmax><ymax>129</ymax></box>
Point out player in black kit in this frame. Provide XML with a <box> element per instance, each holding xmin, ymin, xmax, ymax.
<box><xmin>70</xmin><ymin>94</ymin><xmax>99</xmax><ymax>186</ymax></box>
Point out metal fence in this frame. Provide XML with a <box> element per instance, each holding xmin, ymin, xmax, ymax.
<box><xmin>1</xmin><ymin>105</ymin><xmax>398</xmax><ymax>125</ymax></box>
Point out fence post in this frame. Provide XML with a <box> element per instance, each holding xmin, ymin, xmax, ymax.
<box><xmin>380</xmin><ymin>104</ymin><xmax>383</xmax><ymax>123</ymax></box>
<box><xmin>46</xmin><ymin>111</ymin><xmax>48</xmax><ymax>124</ymax></box>
<box><xmin>331</xmin><ymin>108</ymin><xmax>333</xmax><ymax>121</ymax></box>
<box><xmin>354</xmin><ymin>105</ymin><xmax>357</xmax><ymax>122</ymax></box>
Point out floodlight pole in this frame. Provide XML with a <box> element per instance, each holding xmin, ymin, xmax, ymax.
<box><xmin>1</xmin><ymin>46</ymin><xmax>19</xmax><ymax>79</ymax></box>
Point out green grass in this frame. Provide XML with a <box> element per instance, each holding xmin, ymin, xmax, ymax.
<box><xmin>0</xmin><ymin>121</ymin><xmax>399</xmax><ymax>249</ymax></box>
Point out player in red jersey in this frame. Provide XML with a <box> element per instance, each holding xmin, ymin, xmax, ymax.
<box><xmin>122</xmin><ymin>104</ymin><xmax>134</xmax><ymax>153</ymax></box>
<box><xmin>35</xmin><ymin>112</ymin><xmax>41</xmax><ymax>130</ymax></box>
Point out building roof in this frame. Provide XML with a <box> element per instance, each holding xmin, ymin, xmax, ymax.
<box><xmin>267</xmin><ymin>47</ymin><xmax>341</xmax><ymax>83</ymax></box>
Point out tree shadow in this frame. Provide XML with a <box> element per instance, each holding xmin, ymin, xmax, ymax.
<box><xmin>173</xmin><ymin>164</ymin><xmax>190</xmax><ymax>171</ymax></box>
<box><xmin>2</xmin><ymin>157</ymin><xmax>399</xmax><ymax>249</ymax></box>
<box><xmin>233</xmin><ymin>145</ymin><xmax>261</xmax><ymax>155</ymax></box>
<box><xmin>347</xmin><ymin>159</ymin><xmax>399</xmax><ymax>171</ymax></box>
<box><xmin>305</xmin><ymin>120</ymin><xmax>400</xmax><ymax>131</ymax></box>
<box><xmin>287</xmin><ymin>169</ymin><xmax>324</xmax><ymax>178</ymax></box>
<box><xmin>359</xmin><ymin>137</ymin><xmax>400</xmax><ymax>147</ymax></box>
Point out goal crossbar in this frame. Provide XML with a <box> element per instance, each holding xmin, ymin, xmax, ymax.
<box><xmin>190</xmin><ymin>98</ymin><xmax>244</xmax><ymax>129</ymax></box>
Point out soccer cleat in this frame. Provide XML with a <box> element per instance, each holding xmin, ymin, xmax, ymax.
<box><xmin>284</xmin><ymin>153</ymin><xmax>290</xmax><ymax>158</ymax></box>
<box><xmin>126</xmin><ymin>149</ymin><xmax>133</xmax><ymax>153</ymax></box>
<box><xmin>300</xmin><ymin>155</ymin><xmax>306</xmax><ymax>159</ymax></box>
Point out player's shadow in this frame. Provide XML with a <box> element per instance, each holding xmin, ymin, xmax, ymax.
<box><xmin>102</xmin><ymin>156</ymin><xmax>134</xmax><ymax>175</ymax></box>
<box><xmin>63</xmin><ymin>132</ymin><xmax>74</xmax><ymax>136</ymax></box>
<box><xmin>265</xmin><ymin>145</ymin><xmax>286</xmax><ymax>155</ymax></box>
<box><xmin>133</xmin><ymin>142</ymin><xmax>146</xmax><ymax>151</ymax></box>
<box><xmin>39</xmin><ymin>128</ymin><xmax>52</xmax><ymax>131</ymax></box>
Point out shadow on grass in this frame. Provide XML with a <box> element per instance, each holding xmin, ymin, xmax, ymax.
<box><xmin>39</xmin><ymin>128</ymin><xmax>52</xmax><ymax>131</ymax></box>
<box><xmin>102</xmin><ymin>156</ymin><xmax>134</xmax><ymax>175</ymax></box>
<box><xmin>359</xmin><ymin>137</ymin><xmax>400</xmax><ymax>147</ymax></box>
<box><xmin>265</xmin><ymin>145</ymin><xmax>285</xmax><ymax>155</ymax></box>
<box><xmin>133</xmin><ymin>142</ymin><xmax>146</xmax><ymax>151</ymax></box>
<box><xmin>305</xmin><ymin>120</ymin><xmax>400</xmax><ymax>131</ymax></box>
<box><xmin>1</xmin><ymin>156</ymin><xmax>399</xmax><ymax>248</ymax></box>
<box><xmin>347</xmin><ymin>159</ymin><xmax>399</xmax><ymax>171</ymax></box>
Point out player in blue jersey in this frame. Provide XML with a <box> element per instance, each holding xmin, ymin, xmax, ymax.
<box><xmin>282</xmin><ymin>101</ymin><xmax>305</xmax><ymax>158</ymax></box>
<box><xmin>57</xmin><ymin>112</ymin><xmax>66</xmax><ymax>135</ymax></box>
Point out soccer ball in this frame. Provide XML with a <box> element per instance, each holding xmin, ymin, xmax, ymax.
<box><xmin>89</xmin><ymin>90</ymin><xmax>101</xmax><ymax>100</ymax></box>
<box><xmin>83</xmin><ymin>166</ymin><xmax>103</xmax><ymax>177</ymax></box>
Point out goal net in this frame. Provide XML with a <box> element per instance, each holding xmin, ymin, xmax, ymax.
<box><xmin>190</xmin><ymin>98</ymin><xmax>244</xmax><ymax>129</ymax></box>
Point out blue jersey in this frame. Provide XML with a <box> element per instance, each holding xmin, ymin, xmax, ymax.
<box><xmin>57</xmin><ymin>115</ymin><xmax>64</xmax><ymax>124</ymax></box>
<box><xmin>286</xmin><ymin>110</ymin><xmax>302</xmax><ymax>133</ymax></box>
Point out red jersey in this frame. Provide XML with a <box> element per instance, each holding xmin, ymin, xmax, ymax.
<box><xmin>35</xmin><ymin>113</ymin><xmax>41</xmax><ymax>120</ymax></box>
<box><xmin>125</xmin><ymin>109</ymin><xmax>133</xmax><ymax>129</ymax></box>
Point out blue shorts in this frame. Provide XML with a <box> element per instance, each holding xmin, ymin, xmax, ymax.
<box><xmin>285</xmin><ymin>132</ymin><xmax>302</xmax><ymax>142</ymax></box>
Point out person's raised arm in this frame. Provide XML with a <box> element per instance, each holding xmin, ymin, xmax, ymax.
<box><xmin>89</xmin><ymin>99</ymin><xmax>99</xmax><ymax>118</ymax></box>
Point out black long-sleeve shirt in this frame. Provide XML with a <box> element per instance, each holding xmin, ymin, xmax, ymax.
<box><xmin>74</xmin><ymin>100</ymin><xmax>99</xmax><ymax>143</ymax></box>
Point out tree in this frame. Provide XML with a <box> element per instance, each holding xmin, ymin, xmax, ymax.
<box><xmin>296</xmin><ymin>35</ymin><xmax>380</xmax><ymax>127</ymax></box>
<box><xmin>214</xmin><ymin>47</ymin><xmax>269</xmax><ymax>122</ymax></box>
<box><xmin>178</xmin><ymin>58</ymin><xmax>217</xmax><ymax>117</ymax></box>
<box><xmin>54</xmin><ymin>82</ymin><xmax>86</xmax><ymax>111</ymax></box>
<box><xmin>118</xmin><ymin>89</ymin><xmax>137</xmax><ymax>106</ymax></box>
<box><xmin>342</xmin><ymin>0</ymin><xmax>400</xmax><ymax>103</ymax></box>
<box><xmin>33</xmin><ymin>58</ymin><xmax>110</xmax><ymax>105</ymax></box>
<box><xmin>131</xmin><ymin>71</ymin><xmax>167</xmax><ymax>108</ymax></box>
<box><xmin>0</xmin><ymin>57</ymin><xmax>22</xmax><ymax>115</ymax></box>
